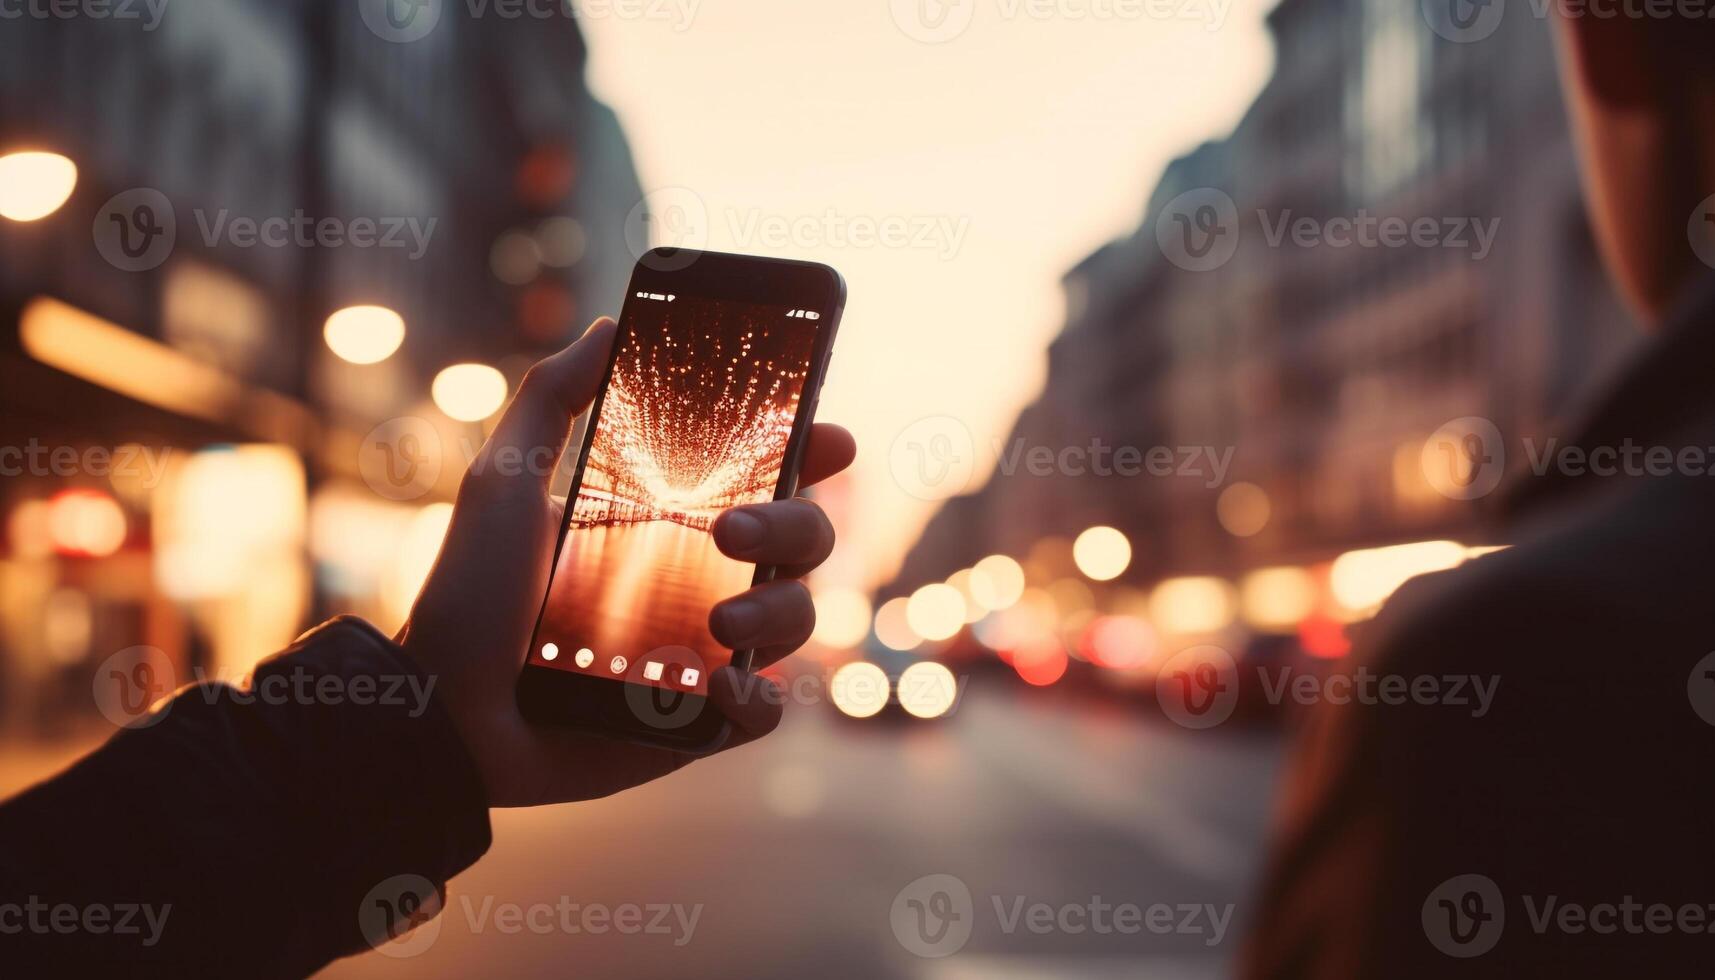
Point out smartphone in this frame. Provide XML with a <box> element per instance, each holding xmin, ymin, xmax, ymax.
<box><xmin>516</xmin><ymin>248</ymin><xmax>845</xmax><ymax>751</ymax></box>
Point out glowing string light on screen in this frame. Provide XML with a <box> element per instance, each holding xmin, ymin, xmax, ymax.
<box><xmin>572</xmin><ymin>312</ymin><xmax>810</xmax><ymax>531</ymax></box>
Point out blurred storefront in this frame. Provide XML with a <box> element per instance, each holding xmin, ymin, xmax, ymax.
<box><xmin>0</xmin><ymin>1</ymin><xmax>645</xmax><ymax>737</ymax></box>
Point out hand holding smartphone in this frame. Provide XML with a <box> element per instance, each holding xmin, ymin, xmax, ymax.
<box><xmin>516</xmin><ymin>249</ymin><xmax>846</xmax><ymax>752</ymax></box>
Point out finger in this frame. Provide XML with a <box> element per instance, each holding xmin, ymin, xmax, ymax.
<box><xmin>473</xmin><ymin>317</ymin><xmax>617</xmax><ymax>491</ymax></box>
<box><xmin>708</xmin><ymin>667</ymin><xmax>784</xmax><ymax>750</ymax></box>
<box><xmin>799</xmin><ymin>423</ymin><xmax>856</xmax><ymax>490</ymax></box>
<box><xmin>709</xmin><ymin>579</ymin><xmax>815</xmax><ymax>652</ymax></box>
<box><xmin>711</xmin><ymin>498</ymin><xmax>835</xmax><ymax>568</ymax></box>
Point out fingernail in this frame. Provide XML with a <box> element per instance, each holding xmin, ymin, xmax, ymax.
<box><xmin>720</xmin><ymin>600</ymin><xmax>766</xmax><ymax>642</ymax></box>
<box><xmin>721</xmin><ymin>511</ymin><xmax>765</xmax><ymax>554</ymax></box>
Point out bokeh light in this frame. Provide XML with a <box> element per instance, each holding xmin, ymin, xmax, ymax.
<box><xmin>0</xmin><ymin>151</ymin><xmax>77</xmax><ymax>221</ymax></box>
<box><xmin>1072</xmin><ymin>525</ymin><xmax>1131</xmax><ymax>581</ymax></box>
<box><xmin>432</xmin><ymin>363</ymin><xmax>509</xmax><ymax>422</ymax></box>
<box><xmin>969</xmin><ymin>554</ymin><xmax>1026</xmax><ymax>611</ymax></box>
<box><xmin>47</xmin><ymin>489</ymin><xmax>126</xmax><ymax>557</ymax></box>
<box><xmin>1329</xmin><ymin>540</ymin><xmax>1465</xmax><ymax>615</ymax></box>
<box><xmin>906</xmin><ymin>582</ymin><xmax>966</xmax><ymax>641</ymax></box>
<box><xmin>1012</xmin><ymin>638</ymin><xmax>1069</xmax><ymax>686</ymax></box>
<box><xmin>1148</xmin><ymin>576</ymin><xmax>1237</xmax><ymax>634</ymax></box>
<box><xmin>811</xmin><ymin>588</ymin><xmax>872</xmax><ymax>649</ymax></box>
<box><xmin>1216</xmin><ymin>481</ymin><xmax>1271</xmax><ymax>537</ymax></box>
<box><xmin>1080</xmin><ymin>615</ymin><xmax>1157</xmax><ymax>670</ymax></box>
<box><xmin>830</xmin><ymin>661</ymin><xmax>889</xmax><ymax>719</ymax></box>
<box><xmin>1238</xmin><ymin>566</ymin><xmax>1316</xmax><ymax>631</ymax></box>
<box><xmin>897</xmin><ymin>660</ymin><xmax>958</xmax><ymax>719</ymax></box>
<box><xmin>323</xmin><ymin>305</ymin><xmax>405</xmax><ymax>365</ymax></box>
<box><xmin>872</xmin><ymin>596</ymin><xmax>920</xmax><ymax>651</ymax></box>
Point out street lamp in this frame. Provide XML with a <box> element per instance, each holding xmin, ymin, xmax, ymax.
<box><xmin>0</xmin><ymin>151</ymin><xmax>77</xmax><ymax>222</ymax></box>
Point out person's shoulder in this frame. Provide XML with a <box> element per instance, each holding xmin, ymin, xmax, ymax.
<box><xmin>1363</xmin><ymin>481</ymin><xmax>1714</xmax><ymax>681</ymax></box>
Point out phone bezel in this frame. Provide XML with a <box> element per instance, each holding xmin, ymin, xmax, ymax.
<box><xmin>515</xmin><ymin>248</ymin><xmax>846</xmax><ymax>753</ymax></box>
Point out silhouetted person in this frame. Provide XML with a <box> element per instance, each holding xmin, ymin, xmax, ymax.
<box><xmin>0</xmin><ymin>318</ymin><xmax>856</xmax><ymax>976</ymax></box>
<box><xmin>1243</xmin><ymin>10</ymin><xmax>1715</xmax><ymax>977</ymax></box>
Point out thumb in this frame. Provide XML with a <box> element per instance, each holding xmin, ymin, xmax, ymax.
<box><xmin>474</xmin><ymin>317</ymin><xmax>617</xmax><ymax>491</ymax></box>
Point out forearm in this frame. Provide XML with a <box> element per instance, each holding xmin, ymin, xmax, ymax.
<box><xmin>0</xmin><ymin>616</ymin><xmax>491</xmax><ymax>977</ymax></box>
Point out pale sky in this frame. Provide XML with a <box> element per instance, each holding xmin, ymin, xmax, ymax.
<box><xmin>581</xmin><ymin>0</ymin><xmax>1274</xmax><ymax>587</ymax></box>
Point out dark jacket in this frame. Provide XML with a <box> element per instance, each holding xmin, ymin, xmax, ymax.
<box><xmin>0</xmin><ymin>616</ymin><xmax>492</xmax><ymax>977</ymax></box>
<box><xmin>1241</xmin><ymin>273</ymin><xmax>1715</xmax><ymax>977</ymax></box>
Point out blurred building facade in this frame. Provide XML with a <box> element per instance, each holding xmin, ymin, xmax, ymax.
<box><xmin>0</xmin><ymin>1</ymin><xmax>645</xmax><ymax>733</ymax></box>
<box><xmin>891</xmin><ymin>1</ymin><xmax>1636</xmax><ymax>597</ymax></box>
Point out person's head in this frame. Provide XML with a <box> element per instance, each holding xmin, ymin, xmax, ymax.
<box><xmin>1553</xmin><ymin>11</ymin><xmax>1715</xmax><ymax>325</ymax></box>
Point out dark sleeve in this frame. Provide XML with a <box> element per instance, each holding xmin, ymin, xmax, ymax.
<box><xmin>0</xmin><ymin>616</ymin><xmax>492</xmax><ymax>978</ymax></box>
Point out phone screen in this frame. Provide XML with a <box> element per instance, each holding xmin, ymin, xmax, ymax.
<box><xmin>528</xmin><ymin>292</ymin><xmax>822</xmax><ymax>697</ymax></box>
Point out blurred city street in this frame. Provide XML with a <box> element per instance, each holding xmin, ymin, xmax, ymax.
<box><xmin>321</xmin><ymin>687</ymin><xmax>1284</xmax><ymax>980</ymax></box>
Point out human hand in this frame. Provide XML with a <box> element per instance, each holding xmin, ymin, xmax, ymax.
<box><xmin>399</xmin><ymin>317</ymin><xmax>856</xmax><ymax>807</ymax></box>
